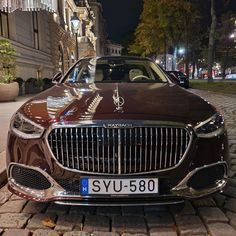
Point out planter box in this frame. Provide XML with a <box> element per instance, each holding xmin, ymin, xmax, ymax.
<box><xmin>0</xmin><ymin>82</ymin><xmax>19</xmax><ymax>102</ymax></box>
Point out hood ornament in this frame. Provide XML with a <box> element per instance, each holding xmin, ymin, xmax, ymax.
<box><xmin>113</xmin><ymin>85</ymin><xmax>124</xmax><ymax>112</ymax></box>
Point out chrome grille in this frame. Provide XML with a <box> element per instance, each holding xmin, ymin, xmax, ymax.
<box><xmin>48</xmin><ymin>126</ymin><xmax>191</xmax><ymax>175</ymax></box>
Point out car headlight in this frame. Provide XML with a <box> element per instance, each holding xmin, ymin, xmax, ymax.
<box><xmin>194</xmin><ymin>113</ymin><xmax>225</xmax><ymax>138</ymax></box>
<box><xmin>11</xmin><ymin>112</ymin><xmax>44</xmax><ymax>139</ymax></box>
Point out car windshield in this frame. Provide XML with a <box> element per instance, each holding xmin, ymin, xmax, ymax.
<box><xmin>64</xmin><ymin>57</ymin><xmax>168</xmax><ymax>83</ymax></box>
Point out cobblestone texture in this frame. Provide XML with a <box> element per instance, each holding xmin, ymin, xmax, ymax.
<box><xmin>198</xmin><ymin>207</ymin><xmax>229</xmax><ymax>224</ymax></box>
<box><xmin>0</xmin><ymin>213</ymin><xmax>31</xmax><ymax>228</ymax></box>
<box><xmin>82</xmin><ymin>215</ymin><xmax>110</xmax><ymax>233</ymax></box>
<box><xmin>0</xmin><ymin>90</ymin><xmax>235</xmax><ymax>235</ymax></box>
<box><xmin>2</xmin><ymin>229</ymin><xmax>31</xmax><ymax>236</ymax></box>
<box><xmin>207</xmin><ymin>222</ymin><xmax>236</xmax><ymax>236</ymax></box>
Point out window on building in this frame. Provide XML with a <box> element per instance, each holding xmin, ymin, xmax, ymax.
<box><xmin>32</xmin><ymin>12</ymin><xmax>39</xmax><ymax>49</ymax></box>
<box><xmin>0</xmin><ymin>11</ymin><xmax>9</xmax><ymax>38</ymax></box>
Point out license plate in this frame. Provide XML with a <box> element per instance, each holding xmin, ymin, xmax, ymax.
<box><xmin>80</xmin><ymin>178</ymin><xmax>158</xmax><ymax>195</ymax></box>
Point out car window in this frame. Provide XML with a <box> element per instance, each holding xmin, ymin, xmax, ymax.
<box><xmin>64</xmin><ymin>58</ymin><xmax>168</xmax><ymax>83</ymax></box>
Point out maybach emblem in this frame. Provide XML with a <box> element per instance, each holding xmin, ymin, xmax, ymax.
<box><xmin>113</xmin><ymin>87</ymin><xmax>124</xmax><ymax>112</ymax></box>
<box><xmin>104</xmin><ymin>124</ymin><xmax>133</xmax><ymax>128</ymax></box>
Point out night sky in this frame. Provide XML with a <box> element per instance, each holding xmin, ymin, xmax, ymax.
<box><xmin>98</xmin><ymin>0</ymin><xmax>143</xmax><ymax>43</ymax></box>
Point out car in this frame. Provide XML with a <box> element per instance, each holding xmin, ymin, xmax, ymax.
<box><xmin>225</xmin><ymin>74</ymin><xmax>236</xmax><ymax>80</ymax></box>
<box><xmin>167</xmin><ymin>70</ymin><xmax>189</xmax><ymax>88</ymax></box>
<box><xmin>7</xmin><ymin>56</ymin><xmax>228</xmax><ymax>205</ymax></box>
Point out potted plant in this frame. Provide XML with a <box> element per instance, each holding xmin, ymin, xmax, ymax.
<box><xmin>0</xmin><ymin>39</ymin><xmax>19</xmax><ymax>102</ymax></box>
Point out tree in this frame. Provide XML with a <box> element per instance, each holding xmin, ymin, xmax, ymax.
<box><xmin>215</xmin><ymin>0</ymin><xmax>236</xmax><ymax>79</ymax></box>
<box><xmin>121</xmin><ymin>31</ymin><xmax>136</xmax><ymax>56</ymax></box>
<box><xmin>207</xmin><ymin>0</ymin><xmax>217</xmax><ymax>82</ymax></box>
<box><xmin>129</xmin><ymin>0</ymin><xmax>198</xmax><ymax>76</ymax></box>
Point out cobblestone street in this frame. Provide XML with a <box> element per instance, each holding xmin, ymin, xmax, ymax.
<box><xmin>0</xmin><ymin>89</ymin><xmax>236</xmax><ymax>236</ymax></box>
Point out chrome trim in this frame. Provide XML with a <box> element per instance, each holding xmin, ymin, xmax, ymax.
<box><xmin>49</xmin><ymin>120</ymin><xmax>189</xmax><ymax>128</ymax></box>
<box><xmin>45</xmin><ymin>120</ymin><xmax>193</xmax><ymax>176</ymax></box>
<box><xmin>8</xmin><ymin>163</ymin><xmax>64</xmax><ymax>201</ymax></box>
<box><xmin>54</xmin><ymin>200</ymin><xmax>185</xmax><ymax>206</ymax></box>
<box><xmin>8</xmin><ymin>162</ymin><xmax>179</xmax><ymax>204</ymax></box>
<box><xmin>118</xmin><ymin>128</ymin><xmax>122</xmax><ymax>175</ymax></box>
<box><xmin>171</xmin><ymin>161</ymin><xmax>228</xmax><ymax>198</ymax></box>
<box><xmin>8</xmin><ymin>162</ymin><xmax>227</xmax><ymax>204</ymax></box>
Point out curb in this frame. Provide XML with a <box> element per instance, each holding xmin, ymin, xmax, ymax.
<box><xmin>0</xmin><ymin>151</ymin><xmax>7</xmax><ymax>188</ymax></box>
<box><xmin>0</xmin><ymin>169</ymin><xmax>7</xmax><ymax>188</ymax></box>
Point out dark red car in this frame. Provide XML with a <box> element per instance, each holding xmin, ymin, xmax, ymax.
<box><xmin>7</xmin><ymin>56</ymin><xmax>228</xmax><ymax>205</ymax></box>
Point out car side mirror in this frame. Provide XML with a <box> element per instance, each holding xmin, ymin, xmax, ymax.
<box><xmin>52</xmin><ymin>72</ymin><xmax>62</xmax><ymax>84</ymax></box>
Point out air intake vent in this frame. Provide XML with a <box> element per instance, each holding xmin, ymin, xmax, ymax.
<box><xmin>11</xmin><ymin>165</ymin><xmax>51</xmax><ymax>190</ymax></box>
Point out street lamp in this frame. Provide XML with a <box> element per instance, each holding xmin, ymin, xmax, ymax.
<box><xmin>229</xmin><ymin>33</ymin><xmax>235</xmax><ymax>39</ymax></box>
<box><xmin>70</xmin><ymin>12</ymin><xmax>80</xmax><ymax>61</ymax></box>
<box><xmin>178</xmin><ymin>48</ymin><xmax>185</xmax><ymax>55</ymax></box>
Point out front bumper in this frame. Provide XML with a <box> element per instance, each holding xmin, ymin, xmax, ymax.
<box><xmin>7</xmin><ymin>161</ymin><xmax>227</xmax><ymax>206</ymax></box>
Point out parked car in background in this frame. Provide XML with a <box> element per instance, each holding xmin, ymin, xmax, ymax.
<box><xmin>167</xmin><ymin>71</ymin><xmax>189</xmax><ymax>88</ymax></box>
<box><xmin>7</xmin><ymin>56</ymin><xmax>228</xmax><ymax>205</ymax></box>
<box><xmin>225</xmin><ymin>74</ymin><xmax>236</xmax><ymax>80</ymax></box>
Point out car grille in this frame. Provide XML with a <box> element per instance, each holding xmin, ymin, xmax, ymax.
<box><xmin>47</xmin><ymin>126</ymin><xmax>191</xmax><ymax>175</ymax></box>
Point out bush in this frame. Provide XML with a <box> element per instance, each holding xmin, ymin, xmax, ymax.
<box><xmin>43</xmin><ymin>78</ymin><xmax>53</xmax><ymax>90</ymax></box>
<box><xmin>0</xmin><ymin>39</ymin><xmax>16</xmax><ymax>83</ymax></box>
<box><xmin>14</xmin><ymin>77</ymin><xmax>24</xmax><ymax>95</ymax></box>
<box><xmin>25</xmin><ymin>77</ymin><xmax>44</xmax><ymax>94</ymax></box>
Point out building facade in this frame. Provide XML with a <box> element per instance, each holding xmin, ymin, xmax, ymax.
<box><xmin>104</xmin><ymin>40</ymin><xmax>123</xmax><ymax>56</ymax></box>
<box><xmin>0</xmin><ymin>0</ymin><xmax>107</xmax><ymax>80</ymax></box>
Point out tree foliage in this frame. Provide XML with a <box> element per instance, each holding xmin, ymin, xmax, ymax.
<box><xmin>129</xmin><ymin>0</ymin><xmax>197</xmax><ymax>57</ymax></box>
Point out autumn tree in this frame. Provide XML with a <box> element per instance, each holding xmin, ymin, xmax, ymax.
<box><xmin>129</xmin><ymin>0</ymin><xmax>198</xmax><ymax>76</ymax></box>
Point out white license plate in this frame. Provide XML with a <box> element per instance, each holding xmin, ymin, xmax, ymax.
<box><xmin>80</xmin><ymin>178</ymin><xmax>158</xmax><ymax>195</ymax></box>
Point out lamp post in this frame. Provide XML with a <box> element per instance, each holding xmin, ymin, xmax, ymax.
<box><xmin>70</xmin><ymin>13</ymin><xmax>80</xmax><ymax>61</ymax></box>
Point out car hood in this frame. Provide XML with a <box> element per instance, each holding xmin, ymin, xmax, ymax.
<box><xmin>19</xmin><ymin>83</ymin><xmax>216</xmax><ymax>128</ymax></box>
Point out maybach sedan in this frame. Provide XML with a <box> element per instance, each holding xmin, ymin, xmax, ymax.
<box><xmin>7</xmin><ymin>56</ymin><xmax>228</xmax><ymax>205</ymax></box>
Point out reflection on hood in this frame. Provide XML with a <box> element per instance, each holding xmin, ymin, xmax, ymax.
<box><xmin>80</xmin><ymin>93</ymin><xmax>103</xmax><ymax>120</ymax></box>
<box><xmin>47</xmin><ymin>96</ymin><xmax>73</xmax><ymax>118</ymax></box>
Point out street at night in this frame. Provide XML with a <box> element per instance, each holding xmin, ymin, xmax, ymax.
<box><xmin>0</xmin><ymin>0</ymin><xmax>236</xmax><ymax>235</ymax></box>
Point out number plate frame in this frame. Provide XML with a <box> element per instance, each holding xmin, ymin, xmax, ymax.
<box><xmin>80</xmin><ymin>178</ymin><xmax>159</xmax><ymax>196</ymax></box>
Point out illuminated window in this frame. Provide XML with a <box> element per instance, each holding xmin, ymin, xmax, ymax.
<box><xmin>0</xmin><ymin>11</ymin><xmax>9</xmax><ymax>38</ymax></box>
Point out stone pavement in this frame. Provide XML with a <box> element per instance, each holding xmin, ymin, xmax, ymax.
<box><xmin>0</xmin><ymin>187</ymin><xmax>236</xmax><ymax>236</ymax></box>
<box><xmin>0</xmin><ymin>91</ymin><xmax>235</xmax><ymax>236</ymax></box>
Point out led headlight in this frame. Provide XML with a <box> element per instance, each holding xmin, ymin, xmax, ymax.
<box><xmin>11</xmin><ymin>112</ymin><xmax>44</xmax><ymax>139</ymax></box>
<box><xmin>194</xmin><ymin>113</ymin><xmax>225</xmax><ymax>138</ymax></box>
